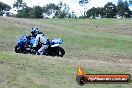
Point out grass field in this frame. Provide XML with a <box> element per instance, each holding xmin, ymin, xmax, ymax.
<box><xmin>0</xmin><ymin>17</ymin><xmax>132</xmax><ymax>88</ymax></box>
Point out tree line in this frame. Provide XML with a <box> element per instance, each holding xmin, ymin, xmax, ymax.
<box><xmin>0</xmin><ymin>0</ymin><xmax>132</xmax><ymax>18</ymax></box>
<box><xmin>0</xmin><ymin>1</ymin><xmax>11</xmax><ymax>16</ymax></box>
<box><xmin>0</xmin><ymin>0</ymin><xmax>76</xmax><ymax>18</ymax></box>
<box><xmin>86</xmin><ymin>0</ymin><xmax>132</xmax><ymax>18</ymax></box>
<box><xmin>13</xmin><ymin>0</ymin><xmax>76</xmax><ymax>18</ymax></box>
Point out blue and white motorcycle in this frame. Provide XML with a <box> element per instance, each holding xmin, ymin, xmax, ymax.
<box><xmin>15</xmin><ymin>35</ymin><xmax>65</xmax><ymax>57</ymax></box>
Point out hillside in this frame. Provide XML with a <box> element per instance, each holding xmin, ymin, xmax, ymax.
<box><xmin>0</xmin><ymin>17</ymin><xmax>132</xmax><ymax>88</ymax></box>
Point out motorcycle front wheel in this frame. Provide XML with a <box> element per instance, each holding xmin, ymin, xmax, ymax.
<box><xmin>15</xmin><ymin>45</ymin><xmax>21</xmax><ymax>53</ymax></box>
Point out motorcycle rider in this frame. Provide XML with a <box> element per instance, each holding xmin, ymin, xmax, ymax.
<box><xmin>31</xmin><ymin>27</ymin><xmax>49</xmax><ymax>55</ymax></box>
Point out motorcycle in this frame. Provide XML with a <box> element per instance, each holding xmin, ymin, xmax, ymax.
<box><xmin>15</xmin><ymin>35</ymin><xmax>65</xmax><ymax>57</ymax></box>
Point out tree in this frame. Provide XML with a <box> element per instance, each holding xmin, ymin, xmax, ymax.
<box><xmin>57</xmin><ymin>11</ymin><xmax>67</xmax><ymax>18</ymax></box>
<box><xmin>103</xmin><ymin>2</ymin><xmax>116</xmax><ymax>18</ymax></box>
<box><xmin>0</xmin><ymin>1</ymin><xmax>11</xmax><ymax>16</ymax></box>
<box><xmin>96</xmin><ymin>7</ymin><xmax>105</xmax><ymax>18</ymax></box>
<box><xmin>13</xmin><ymin>0</ymin><xmax>27</xmax><ymax>11</ymax></box>
<box><xmin>43</xmin><ymin>3</ymin><xmax>64</xmax><ymax>18</ymax></box>
<box><xmin>13</xmin><ymin>1</ymin><xmax>73</xmax><ymax>19</ymax></box>
<box><xmin>129</xmin><ymin>0</ymin><xmax>132</xmax><ymax>5</ymax></box>
<box><xmin>116</xmin><ymin>0</ymin><xmax>131</xmax><ymax>18</ymax></box>
<box><xmin>86</xmin><ymin>0</ymin><xmax>131</xmax><ymax>18</ymax></box>
<box><xmin>79</xmin><ymin>0</ymin><xmax>89</xmax><ymax>17</ymax></box>
<box><xmin>15</xmin><ymin>4</ymin><xmax>43</xmax><ymax>18</ymax></box>
<box><xmin>59</xmin><ymin>3</ymin><xmax>70</xmax><ymax>18</ymax></box>
<box><xmin>123</xmin><ymin>1</ymin><xmax>131</xmax><ymax>18</ymax></box>
<box><xmin>13</xmin><ymin>0</ymin><xmax>35</xmax><ymax>18</ymax></box>
<box><xmin>116</xmin><ymin>0</ymin><xmax>124</xmax><ymax>17</ymax></box>
<box><xmin>43</xmin><ymin>3</ymin><xmax>59</xmax><ymax>16</ymax></box>
<box><xmin>86</xmin><ymin>7</ymin><xmax>104</xmax><ymax>18</ymax></box>
<box><xmin>86</xmin><ymin>7</ymin><xmax>96</xmax><ymax>18</ymax></box>
<box><xmin>34</xmin><ymin>6</ymin><xmax>43</xmax><ymax>18</ymax></box>
<box><xmin>16</xmin><ymin>6</ymin><xmax>34</xmax><ymax>18</ymax></box>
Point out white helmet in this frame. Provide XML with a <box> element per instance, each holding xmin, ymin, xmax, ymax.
<box><xmin>31</xmin><ymin>27</ymin><xmax>40</xmax><ymax>36</ymax></box>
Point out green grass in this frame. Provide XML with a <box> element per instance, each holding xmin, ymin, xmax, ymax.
<box><xmin>0</xmin><ymin>17</ymin><xmax>132</xmax><ymax>88</ymax></box>
<box><xmin>0</xmin><ymin>53</ymin><xmax>132</xmax><ymax>88</ymax></box>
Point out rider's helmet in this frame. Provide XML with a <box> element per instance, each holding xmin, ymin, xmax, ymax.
<box><xmin>31</xmin><ymin>27</ymin><xmax>40</xmax><ymax>36</ymax></box>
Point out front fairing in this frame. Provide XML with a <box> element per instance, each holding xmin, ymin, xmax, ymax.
<box><xmin>17</xmin><ymin>35</ymin><xmax>27</xmax><ymax>48</ymax></box>
<box><xmin>50</xmin><ymin>38</ymin><xmax>63</xmax><ymax>47</ymax></box>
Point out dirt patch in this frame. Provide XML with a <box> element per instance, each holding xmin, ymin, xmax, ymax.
<box><xmin>91</xmin><ymin>25</ymin><xmax>132</xmax><ymax>36</ymax></box>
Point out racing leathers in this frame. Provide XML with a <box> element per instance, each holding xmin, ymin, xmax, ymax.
<box><xmin>33</xmin><ymin>33</ymin><xmax>49</xmax><ymax>55</ymax></box>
